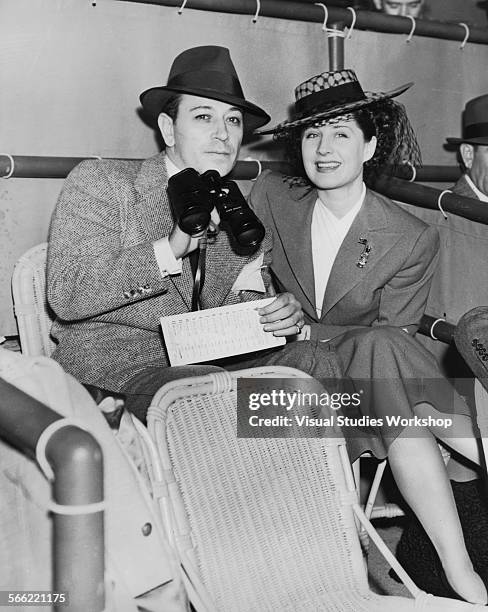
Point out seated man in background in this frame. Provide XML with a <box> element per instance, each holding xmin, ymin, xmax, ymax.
<box><xmin>47</xmin><ymin>45</ymin><xmax>341</xmax><ymax>422</ymax></box>
<box><xmin>446</xmin><ymin>94</ymin><xmax>488</xmax><ymax>202</ymax></box>
<box><xmin>389</xmin><ymin>95</ymin><xmax>488</xmax><ymax>599</ymax></box>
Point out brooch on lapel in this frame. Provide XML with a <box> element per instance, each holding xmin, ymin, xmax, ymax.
<box><xmin>357</xmin><ymin>237</ymin><xmax>372</xmax><ymax>269</ymax></box>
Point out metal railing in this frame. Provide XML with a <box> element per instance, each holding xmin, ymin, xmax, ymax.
<box><xmin>116</xmin><ymin>0</ymin><xmax>488</xmax><ymax>45</ymax></box>
<box><xmin>0</xmin><ymin>379</ymin><xmax>105</xmax><ymax>612</ymax></box>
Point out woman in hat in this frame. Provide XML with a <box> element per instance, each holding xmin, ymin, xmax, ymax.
<box><xmin>250</xmin><ymin>69</ymin><xmax>487</xmax><ymax>603</ymax></box>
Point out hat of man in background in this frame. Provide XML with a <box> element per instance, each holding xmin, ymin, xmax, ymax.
<box><xmin>140</xmin><ymin>45</ymin><xmax>270</xmax><ymax>132</ymax></box>
<box><xmin>446</xmin><ymin>94</ymin><xmax>488</xmax><ymax>146</ymax></box>
<box><xmin>454</xmin><ymin>306</ymin><xmax>488</xmax><ymax>393</ymax></box>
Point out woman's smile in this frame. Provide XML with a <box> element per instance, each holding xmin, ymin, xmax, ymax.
<box><xmin>315</xmin><ymin>160</ymin><xmax>341</xmax><ymax>171</ymax></box>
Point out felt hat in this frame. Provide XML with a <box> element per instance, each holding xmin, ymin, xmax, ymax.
<box><xmin>259</xmin><ymin>68</ymin><xmax>412</xmax><ymax>135</ymax></box>
<box><xmin>446</xmin><ymin>94</ymin><xmax>488</xmax><ymax>146</ymax></box>
<box><xmin>454</xmin><ymin>306</ymin><xmax>488</xmax><ymax>393</ymax></box>
<box><xmin>140</xmin><ymin>45</ymin><xmax>270</xmax><ymax>132</ymax></box>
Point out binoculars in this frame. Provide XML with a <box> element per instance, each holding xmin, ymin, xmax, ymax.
<box><xmin>167</xmin><ymin>168</ymin><xmax>265</xmax><ymax>249</ymax></box>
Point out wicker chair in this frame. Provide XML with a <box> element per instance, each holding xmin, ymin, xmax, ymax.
<box><xmin>139</xmin><ymin>366</ymin><xmax>480</xmax><ymax>612</ymax></box>
<box><xmin>11</xmin><ymin>242</ymin><xmax>55</xmax><ymax>357</ymax></box>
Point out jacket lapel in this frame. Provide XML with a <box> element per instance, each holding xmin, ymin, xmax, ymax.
<box><xmin>452</xmin><ymin>174</ymin><xmax>479</xmax><ymax>200</ymax></box>
<box><xmin>269</xmin><ymin>186</ymin><xmax>317</xmax><ymax>319</ymax></box>
<box><xmin>200</xmin><ymin>230</ymin><xmax>272</xmax><ymax>308</ymax></box>
<box><xmin>134</xmin><ymin>153</ymin><xmax>173</xmax><ymax>240</ymax></box>
<box><xmin>321</xmin><ymin>189</ymin><xmax>402</xmax><ymax>318</ymax></box>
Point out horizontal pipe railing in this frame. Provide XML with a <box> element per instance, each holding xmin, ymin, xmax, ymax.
<box><xmin>0</xmin><ymin>155</ymin><xmax>481</xmax><ymax>225</ymax></box>
<box><xmin>393</xmin><ymin>165</ymin><xmax>461</xmax><ymax>183</ymax></box>
<box><xmin>0</xmin><ymin>378</ymin><xmax>105</xmax><ymax>612</ymax></box>
<box><xmin>0</xmin><ymin>154</ymin><xmax>461</xmax><ymax>182</ymax></box>
<box><xmin>0</xmin><ymin>155</ymin><xmax>293</xmax><ymax>180</ymax></box>
<box><xmin>0</xmin><ymin>155</ymin><xmax>99</xmax><ymax>179</ymax></box>
<box><xmin>371</xmin><ymin>174</ymin><xmax>488</xmax><ymax>225</ymax></box>
<box><xmin>418</xmin><ymin>314</ymin><xmax>455</xmax><ymax>344</ymax></box>
<box><xmin>117</xmin><ymin>0</ymin><xmax>488</xmax><ymax>45</ymax></box>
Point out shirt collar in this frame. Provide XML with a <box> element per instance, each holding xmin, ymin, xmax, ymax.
<box><xmin>465</xmin><ymin>173</ymin><xmax>488</xmax><ymax>203</ymax></box>
<box><xmin>165</xmin><ymin>155</ymin><xmax>182</xmax><ymax>179</ymax></box>
<box><xmin>316</xmin><ymin>183</ymin><xmax>366</xmax><ymax>224</ymax></box>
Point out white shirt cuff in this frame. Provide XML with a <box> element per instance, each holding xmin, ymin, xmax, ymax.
<box><xmin>153</xmin><ymin>237</ymin><xmax>182</xmax><ymax>277</ymax></box>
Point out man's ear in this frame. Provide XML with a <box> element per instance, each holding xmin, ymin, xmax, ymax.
<box><xmin>460</xmin><ymin>143</ymin><xmax>474</xmax><ymax>170</ymax></box>
<box><xmin>364</xmin><ymin>136</ymin><xmax>377</xmax><ymax>163</ymax></box>
<box><xmin>157</xmin><ymin>113</ymin><xmax>175</xmax><ymax>148</ymax></box>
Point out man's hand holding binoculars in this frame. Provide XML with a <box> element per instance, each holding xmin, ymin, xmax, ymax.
<box><xmin>168</xmin><ymin>207</ymin><xmax>221</xmax><ymax>260</ymax></box>
<box><xmin>167</xmin><ymin>167</ymin><xmax>265</xmax><ymax>257</ymax></box>
<box><xmin>166</xmin><ymin>167</ymin><xmax>304</xmax><ymax>338</ymax></box>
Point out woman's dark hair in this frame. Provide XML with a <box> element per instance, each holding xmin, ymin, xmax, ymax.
<box><xmin>276</xmin><ymin>97</ymin><xmax>421</xmax><ymax>188</ymax></box>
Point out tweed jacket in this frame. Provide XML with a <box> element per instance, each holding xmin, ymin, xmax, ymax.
<box><xmin>249</xmin><ymin>171</ymin><xmax>440</xmax><ymax>342</ymax></box>
<box><xmin>47</xmin><ymin>153</ymin><xmax>272</xmax><ymax>391</ymax></box>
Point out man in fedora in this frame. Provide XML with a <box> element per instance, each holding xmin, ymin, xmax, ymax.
<box><xmin>47</xmin><ymin>45</ymin><xmax>341</xmax><ymax>423</ymax></box>
<box><xmin>446</xmin><ymin>95</ymin><xmax>488</xmax><ymax>391</ymax></box>
<box><xmin>447</xmin><ymin>94</ymin><xmax>488</xmax><ymax>201</ymax></box>
<box><xmin>451</xmin><ymin>96</ymin><xmax>488</xmax><ymax>438</ymax></box>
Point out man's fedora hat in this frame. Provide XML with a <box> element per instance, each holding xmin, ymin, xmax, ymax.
<box><xmin>454</xmin><ymin>306</ymin><xmax>488</xmax><ymax>393</ymax></box>
<box><xmin>259</xmin><ymin>68</ymin><xmax>412</xmax><ymax>135</ymax></box>
<box><xmin>140</xmin><ymin>45</ymin><xmax>270</xmax><ymax>132</ymax></box>
<box><xmin>446</xmin><ymin>94</ymin><xmax>488</xmax><ymax>146</ymax></box>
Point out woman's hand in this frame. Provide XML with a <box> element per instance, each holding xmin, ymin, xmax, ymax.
<box><xmin>257</xmin><ymin>292</ymin><xmax>305</xmax><ymax>337</ymax></box>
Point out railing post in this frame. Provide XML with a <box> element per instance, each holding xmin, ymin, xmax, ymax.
<box><xmin>0</xmin><ymin>379</ymin><xmax>105</xmax><ymax>612</ymax></box>
<box><xmin>328</xmin><ymin>22</ymin><xmax>345</xmax><ymax>71</ymax></box>
<box><xmin>48</xmin><ymin>427</ymin><xmax>104</xmax><ymax>612</ymax></box>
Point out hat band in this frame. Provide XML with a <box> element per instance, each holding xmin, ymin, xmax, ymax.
<box><xmin>168</xmin><ymin>70</ymin><xmax>244</xmax><ymax>99</ymax></box>
<box><xmin>295</xmin><ymin>81</ymin><xmax>366</xmax><ymax>115</ymax></box>
<box><xmin>464</xmin><ymin>122</ymin><xmax>488</xmax><ymax>140</ymax></box>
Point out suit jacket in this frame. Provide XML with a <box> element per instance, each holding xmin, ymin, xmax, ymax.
<box><xmin>47</xmin><ymin>153</ymin><xmax>272</xmax><ymax>391</ymax></box>
<box><xmin>451</xmin><ymin>174</ymin><xmax>480</xmax><ymax>199</ymax></box>
<box><xmin>249</xmin><ymin>171</ymin><xmax>440</xmax><ymax>342</ymax></box>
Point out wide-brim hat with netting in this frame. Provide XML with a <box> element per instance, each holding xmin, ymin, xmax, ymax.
<box><xmin>259</xmin><ymin>68</ymin><xmax>412</xmax><ymax>135</ymax></box>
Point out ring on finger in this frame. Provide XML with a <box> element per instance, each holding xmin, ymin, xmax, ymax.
<box><xmin>295</xmin><ymin>324</ymin><xmax>301</xmax><ymax>335</ymax></box>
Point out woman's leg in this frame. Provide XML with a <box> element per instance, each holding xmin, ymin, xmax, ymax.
<box><xmin>388</xmin><ymin>429</ymin><xmax>487</xmax><ymax>604</ymax></box>
<box><xmin>414</xmin><ymin>402</ymin><xmax>482</xmax><ymax>467</ymax></box>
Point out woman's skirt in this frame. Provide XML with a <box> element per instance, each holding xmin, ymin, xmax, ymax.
<box><xmin>328</xmin><ymin>326</ymin><xmax>473</xmax><ymax>461</ymax></box>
